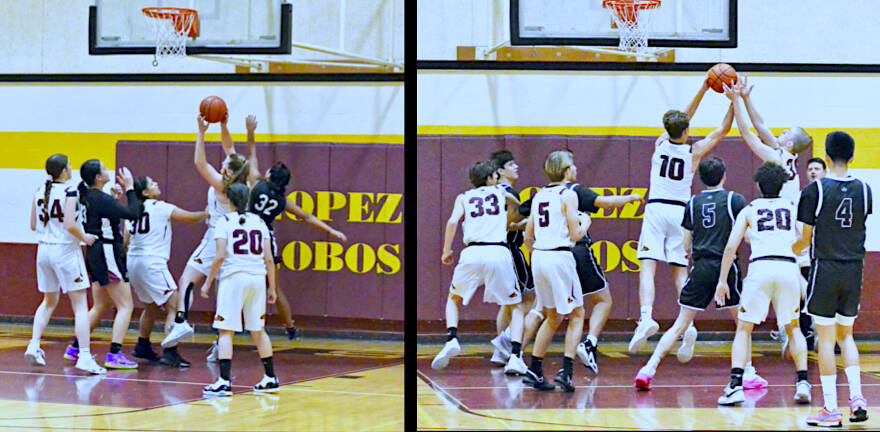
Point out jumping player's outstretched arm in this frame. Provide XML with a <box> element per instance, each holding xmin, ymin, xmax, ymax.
<box><xmin>194</xmin><ymin>115</ymin><xmax>225</xmax><ymax>191</ymax></box>
<box><xmin>201</xmin><ymin>238</ymin><xmax>227</xmax><ymax>298</ymax></box>
<box><xmin>738</xmin><ymin>75</ymin><xmax>778</xmax><ymax>148</ymax></box>
<box><xmin>594</xmin><ymin>192</ymin><xmax>643</xmax><ymax>209</ymax></box>
<box><xmin>283</xmin><ymin>199</ymin><xmax>347</xmax><ymax>242</ymax></box>
<box><xmin>171</xmin><ymin>208</ymin><xmax>208</xmax><ymax>223</ymax></box>
<box><xmin>714</xmin><ymin>210</ymin><xmax>748</xmax><ymax>305</ymax></box>
<box><xmin>562</xmin><ymin>189</ymin><xmax>587</xmax><ymax>243</ymax></box>
<box><xmin>691</xmin><ymin>103</ymin><xmax>734</xmax><ymax>165</ymax></box>
<box><xmin>655</xmin><ymin>80</ymin><xmax>711</xmax><ymax>148</ymax></box>
<box><xmin>441</xmin><ymin>194</ymin><xmax>466</xmax><ymax>265</ymax></box>
<box><xmin>504</xmin><ymin>191</ymin><xmax>524</xmax><ymax>225</ymax></box>
<box><xmin>245</xmin><ymin>115</ymin><xmax>259</xmax><ymax>185</ymax></box>
<box><xmin>220</xmin><ymin>112</ymin><xmax>234</xmax><ymax>156</ymax></box>
<box><xmin>723</xmin><ymin>85</ymin><xmax>779</xmax><ymax>163</ymax></box>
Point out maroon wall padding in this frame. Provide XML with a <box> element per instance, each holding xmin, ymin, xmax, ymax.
<box><xmin>417</xmin><ymin>134</ymin><xmax>818</xmax><ymax>327</ymax></box>
<box><xmin>0</xmin><ymin>140</ymin><xmax>403</xmax><ymax>327</ymax></box>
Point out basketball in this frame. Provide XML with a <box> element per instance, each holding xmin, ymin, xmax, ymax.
<box><xmin>199</xmin><ymin>96</ymin><xmax>227</xmax><ymax>123</ymax></box>
<box><xmin>706</xmin><ymin>63</ymin><xmax>738</xmax><ymax>93</ymax></box>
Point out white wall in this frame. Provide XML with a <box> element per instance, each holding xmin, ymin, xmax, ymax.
<box><xmin>0</xmin><ymin>0</ymin><xmax>404</xmax><ymax>73</ymax></box>
<box><xmin>417</xmin><ymin>0</ymin><xmax>880</xmax><ymax>63</ymax></box>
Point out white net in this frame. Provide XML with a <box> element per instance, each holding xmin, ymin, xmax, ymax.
<box><xmin>603</xmin><ymin>0</ymin><xmax>661</xmax><ymax>53</ymax></box>
<box><xmin>142</xmin><ymin>8</ymin><xmax>197</xmax><ymax>66</ymax></box>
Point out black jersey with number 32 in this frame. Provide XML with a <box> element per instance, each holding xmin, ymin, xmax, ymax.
<box><xmin>249</xmin><ymin>180</ymin><xmax>287</xmax><ymax>230</ymax></box>
<box><xmin>682</xmin><ymin>189</ymin><xmax>746</xmax><ymax>259</ymax></box>
<box><xmin>798</xmin><ymin>176</ymin><xmax>873</xmax><ymax>261</ymax></box>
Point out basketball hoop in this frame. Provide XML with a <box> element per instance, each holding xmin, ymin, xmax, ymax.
<box><xmin>142</xmin><ymin>7</ymin><xmax>198</xmax><ymax>67</ymax></box>
<box><xmin>602</xmin><ymin>0</ymin><xmax>661</xmax><ymax>53</ymax></box>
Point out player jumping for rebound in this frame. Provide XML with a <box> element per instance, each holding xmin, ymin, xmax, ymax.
<box><xmin>797</xmin><ymin>131</ymin><xmax>871</xmax><ymax>427</ymax></box>
<box><xmin>432</xmin><ymin>160</ymin><xmax>523</xmax><ymax>371</ymax></box>
<box><xmin>630</xmin><ymin>81</ymin><xmax>734</xmax><ymax>353</ymax></box>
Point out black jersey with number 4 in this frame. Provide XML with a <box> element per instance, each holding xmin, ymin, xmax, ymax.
<box><xmin>249</xmin><ymin>180</ymin><xmax>287</xmax><ymax>230</ymax></box>
<box><xmin>682</xmin><ymin>189</ymin><xmax>746</xmax><ymax>259</ymax></box>
<box><xmin>798</xmin><ymin>176</ymin><xmax>872</xmax><ymax>261</ymax></box>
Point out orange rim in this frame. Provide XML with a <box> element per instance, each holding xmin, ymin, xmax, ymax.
<box><xmin>142</xmin><ymin>7</ymin><xmax>199</xmax><ymax>37</ymax></box>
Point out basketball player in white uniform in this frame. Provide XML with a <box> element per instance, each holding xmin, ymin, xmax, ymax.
<box><xmin>201</xmin><ymin>183</ymin><xmax>279</xmax><ymax>396</ymax></box>
<box><xmin>714</xmin><ymin>162</ymin><xmax>810</xmax><ymax>406</ymax></box>
<box><xmin>126</xmin><ymin>176</ymin><xmax>207</xmax><ymax>363</ymax></box>
<box><xmin>630</xmin><ymin>80</ymin><xmax>735</xmax><ymax>353</ymax></box>
<box><xmin>522</xmin><ymin>151</ymin><xmax>589</xmax><ymax>392</ymax></box>
<box><xmin>162</xmin><ymin>113</ymin><xmax>259</xmax><ymax>360</ymax></box>
<box><xmin>723</xmin><ymin>79</ymin><xmax>813</xmax><ymax>357</ymax></box>
<box><xmin>25</xmin><ymin>153</ymin><xmax>106</xmax><ymax>374</ymax></box>
<box><xmin>432</xmin><ymin>160</ymin><xmax>523</xmax><ymax>372</ymax></box>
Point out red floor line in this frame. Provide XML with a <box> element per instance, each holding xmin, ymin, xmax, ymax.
<box><xmin>0</xmin><ymin>370</ymin><xmax>253</xmax><ymax>389</ymax></box>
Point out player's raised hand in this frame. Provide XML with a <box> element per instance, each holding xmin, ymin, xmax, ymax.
<box><xmin>722</xmin><ymin>83</ymin><xmax>739</xmax><ymax>101</ymax></box>
<box><xmin>739</xmin><ymin>74</ymin><xmax>754</xmax><ymax>98</ymax></box>
<box><xmin>219</xmin><ymin>110</ymin><xmax>229</xmax><ymax>128</ymax></box>
<box><xmin>331</xmin><ymin>229</ymin><xmax>347</xmax><ymax>242</ymax></box>
<box><xmin>83</xmin><ymin>233</ymin><xmax>98</xmax><ymax>246</ymax></box>
<box><xmin>700</xmin><ymin>78</ymin><xmax>710</xmax><ymax>94</ymax></box>
<box><xmin>714</xmin><ymin>281</ymin><xmax>730</xmax><ymax>306</ymax></box>
<box><xmin>117</xmin><ymin>167</ymin><xmax>133</xmax><ymax>190</ymax></box>
<box><xmin>246</xmin><ymin>114</ymin><xmax>258</xmax><ymax>133</ymax></box>
<box><xmin>200</xmin><ymin>282</ymin><xmax>211</xmax><ymax>299</ymax></box>
<box><xmin>441</xmin><ymin>250</ymin><xmax>454</xmax><ymax>266</ymax></box>
<box><xmin>628</xmin><ymin>193</ymin><xmax>644</xmax><ymax>204</ymax></box>
<box><xmin>110</xmin><ymin>183</ymin><xmax>123</xmax><ymax>199</ymax></box>
<box><xmin>197</xmin><ymin>114</ymin><xmax>209</xmax><ymax>134</ymax></box>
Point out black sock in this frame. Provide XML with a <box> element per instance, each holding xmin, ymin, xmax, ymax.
<box><xmin>174</xmin><ymin>311</ymin><xmax>186</xmax><ymax>324</ymax></box>
<box><xmin>164</xmin><ymin>346</ymin><xmax>178</xmax><ymax>354</ymax></box>
<box><xmin>563</xmin><ymin>356</ymin><xmax>573</xmax><ymax>376</ymax></box>
<box><xmin>137</xmin><ymin>337</ymin><xmax>150</xmax><ymax>347</ymax></box>
<box><xmin>446</xmin><ymin>327</ymin><xmax>457</xmax><ymax>342</ymax></box>
<box><xmin>110</xmin><ymin>342</ymin><xmax>122</xmax><ymax>354</ymax></box>
<box><xmin>730</xmin><ymin>367</ymin><xmax>744</xmax><ymax>388</ymax></box>
<box><xmin>529</xmin><ymin>355</ymin><xmax>543</xmax><ymax>376</ymax></box>
<box><xmin>511</xmin><ymin>341</ymin><xmax>522</xmax><ymax>357</ymax></box>
<box><xmin>219</xmin><ymin>359</ymin><xmax>231</xmax><ymax>381</ymax></box>
<box><xmin>72</xmin><ymin>339</ymin><xmax>79</xmax><ymax>349</ymax></box>
<box><xmin>261</xmin><ymin>356</ymin><xmax>275</xmax><ymax>378</ymax></box>
<box><xmin>183</xmin><ymin>283</ymin><xmax>194</xmax><ymax>319</ymax></box>
<box><xmin>797</xmin><ymin>370</ymin><xmax>808</xmax><ymax>383</ymax></box>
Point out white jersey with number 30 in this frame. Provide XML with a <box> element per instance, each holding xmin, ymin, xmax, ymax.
<box><xmin>531</xmin><ymin>185</ymin><xmax>574</xmax><ymax>250</ymax></box>
<box><xmin>127</xmin><ymin>199</ymin><xmax>177</xmax><ymax>260</ymax></box>
<box><xmin>648</xmin><ymin>140</ymin><xmax>694</xmax><ymax>203</ymax></box>
<box><xmin>460</xmin><ymin>185</ymin><xmax>508</xmax><ymax>245</ymax></box>
<box><xmin>744</xmin><ymin>197</ymin><xmax>798</xmax><ymax>260</ymax></box>
<box><xmin>214</xmin><ymin>212</ymin><xmax>270</xmax><ymax>279</ymax></box>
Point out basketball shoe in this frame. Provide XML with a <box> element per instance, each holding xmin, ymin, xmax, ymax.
<box><xmin>629</xmin><ymin>318</ymin><xmax>659</xmax><ymax>353</ymax></box>
<box><xmin>849</xmin><ymin>396</ymin><xmax>868</xmax><ymax>422</ymax></box>
<box><xmin>794</xmin><ymin>380</ymin><xmax>811</xmax><ymax>404</ymax></box>
<box><xmin>25</xmin><ymin>343</ymin><xmax>46</xmax><ymax>366</ymax></box>
<box><xmin>104</xmin><ymin>352</ymin><xmax>138</xmax><ymax>369</ymax></box>
<box><xmin>806</xmin><ymin>408</ymin><xmax>843</xmax><ymax>427</ymax></box>
<box><xmin>717</xmin><ymin>383</ymin><xmax>744</xmax><ymax>406</ymax></box>
<box><xmin>254</xmin><ymin>375</ymin><xmax>280</xmax><ymax>393</ymax></box>
<box><xmin>431</xmin><ymin>338</ymin><xmax>461</xmax><ymax>370</ymax></box>
<box><xmin>63</xmin><ymin>345</ymin><xmax>79</xmax><ymax>362</ymax></box>
<box><xmin>634</xmin><ymin>366</ymin><xmax>654</xmax><ymax>391</ymax></box>
<box><xmin>577</xmin><ymin>339</ymin><xmax>599</xmax><ymax>374</ymax></box>
<box><xmin>161</xmin><ymin>321</ymin><xmax>194</xmax><ymax>348</ymax></box>
<box><xmin>203</xmin><ymin>378</ymin><xmax>233</xmax><ymax>397</ymax></box>
<box><xmin>75</xmin><ymin>354</ymin><xmax>107</xmax><ymax>375</ymax></box>
<box><xmin>676</xmin><ymin>325</ymin><xmax>697</xmax><ymax>363</ymax></box>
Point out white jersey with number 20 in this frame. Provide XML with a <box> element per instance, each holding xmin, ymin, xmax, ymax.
<box><xmin>214</xmin><ymin>212</ymin><xmax>270</xmax><ymax>280</ymax></box>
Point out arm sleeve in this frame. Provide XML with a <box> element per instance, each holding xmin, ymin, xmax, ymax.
<box><xmin>681</xmin><ymin>198</ymin><xmax>693</xmax><ymax>231</ymax></box>
<box><xmin>574</xmin><ymin>186</ymin><xmax>600</xmax><ymax>214</ymax></box>
<box><xmin>65</xmin><ymin>187</ymin><xmax>77</xmax><ymax>198</ymax></box>
<box><xmin>797</xmin><ymin>182</ymin><xmax>819</xmax><ymax>225</ymax></box>
<box><xmin>518</xmin><ymin>198</ymin><xmax>532</xmax><ymax>218</ymax></box>
<box><xmin>158</xmin><ymin>201</ymin><xmax>178</xmax><ymax>220</ymax></box>
<box><xmin>97</xmin><ymin>190</ymin><xmax>141</xmax><ymax>220</ymax></box>
<box><xmin>731</xmin><ymin>193</ymin><xmax>747</xmax><ymax>218</ymax></box>
<box><xmin>867</xmin><ymin>183</ymin><xmax>873</xmax><ymax>216</ymax></box>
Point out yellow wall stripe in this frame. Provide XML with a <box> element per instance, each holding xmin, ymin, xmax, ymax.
<box><xmin>0</xmin><ymin>132</ymin><xmax>404</xmax><ymax>170</ymax></box>
<box><xmin>418</xmin><ymin>126</ymin><xmax>880</xmax><ymax>169</ymax></box>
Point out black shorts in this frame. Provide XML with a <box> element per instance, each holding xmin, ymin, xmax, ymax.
<box><xmin>806</xmin><ymin>259</ymin><xmax>863</xmax><ymax>320</ymax></box>
<box><xmin>85</xmin><ymin>240</ymin><xmax>129</xmax><ymax>287</ymax></box>
<box><xmin>800</xmin><ymin>266</ymin><xmax>812</xmax><ymax>301</ymax></box>
<box><xmin>572</xmin><ymin>241</ymin><xmax>607</xmax><ymax>296</ymax></box>
<box><xmin>679</xmin><ymin>257</ymin><xmax>741</xmax><ymax>310</ymax></box>
<box><xmin>269</xmin><ymin>230</ymin><xmax>281</xmax><ymax>265</ymax></box>
<box><xmin>507</xmin><ymin>243</ymin><xmax>534</xmax><ymax>292</ymax></box>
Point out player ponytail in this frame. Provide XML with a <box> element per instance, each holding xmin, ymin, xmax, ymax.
<box><xmin>43</xmin><ymin>154</ymin><xmax>69</xmax><ymax>226</ymax></box>
<box><xmin>225</xmin><ymin>183</ymin><xmax>250</xmax><ymax>225</ymax></box>
<box><xmin>78</xmin><ymin>159</ymin><xmax>102</xmax><ymax>210</ymax></box>
<box><xmin>221</xmin><ymin>154</ymin><xmax>249</xmax><ymax>193</ymax></box>
<box><xmin>267</xmin><ymin>162</ymin><xmax>290</xmax><ymax>194</ymax></box>
<box><xmin>133</xmin><ymin>176</ymin><xmax>150</xmax><ymax>215</ymax></box>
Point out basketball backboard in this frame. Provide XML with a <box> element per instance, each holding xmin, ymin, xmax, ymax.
<box><xmin>89</xmin><ymin>0</ymin><xmax>292</xmax><ymax>55</ymax></box>
<box><xmin>511</xmin><ymin>0</ymin><xmax>736</xmax><ymax>48</ymax></box>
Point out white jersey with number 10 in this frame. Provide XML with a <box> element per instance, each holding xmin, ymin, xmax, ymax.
<box><xmin>648</xmin><ymin>140</ymin><xmax>694</xmax><ymax>203</ymax></box>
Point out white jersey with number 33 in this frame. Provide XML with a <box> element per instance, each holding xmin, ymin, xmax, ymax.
<box><xmin>460</xmin><ymin>185</ymin><xmax>508</xmax><ymax>245</ymax></box>
<box><xmin>214</xmin><ymin>212</ymin><xmax>270</xmax><ymax>279</ymax></box>
<box><xmin>531</xmin><ymin>185</ymin><xmax>574</xmax><ymax>250</ymax></box>
<box><xmin>648</xmin><ymin>140</ymin><xmax>694</xmax><ymax>203</ymax></box>
<box><xmin>744</xmin><ymin>197</ymin><xmax>798</xmax><ymax>260</ymax></box>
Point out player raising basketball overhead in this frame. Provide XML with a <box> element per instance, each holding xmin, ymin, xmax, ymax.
<box><xmin>714</xmin><ymin>162</ymin><xmax>810</xmax><ymax>407</ymax></box>
<box><xmin>25</xmin><ymin>154</ymin><xmax>106</xmax><ymax>374</ymax></box>
<box><xmin>161</xmin><ymin>113</ymin><xmax>257</xmax><ymax>364</ymax></box>
<box><xmin>630</xmin><ymin>81</ymin><xmax>734</xmax><ymax>353</ymax></box>
<box><xmin>432</xmin><ymin>160</ymin><xmax>523</xmax><ymax>372</ymax></box>
<box><xmin>125</xmin><ymin>176</ymin><xmax>207</xmax><ymax>364</ymax></box>
<box><xmin>201</xmin><ymin>183</ymin><xmax>279</xmax><ymax>397</ymax></box>
<box><xmin>796</xmin><ymin>132</ymin><xmax>871</xmax><ymax>427</ymax></box>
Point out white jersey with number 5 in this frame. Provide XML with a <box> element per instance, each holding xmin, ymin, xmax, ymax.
<box><xmin>34</xmin><ymin>182</ymin><xmax>81</xmax><ymax>244</ymax></box>
<box><xmin>531</xmin><ymin>185</ymin><xmax>574</xmax><ymax>250</ymax></box>
<box><xmin>460</xmin><ymin>185</ymin><xmax>508</xmax><ymax>245</ymax></box>
<box><xmin>743</xmin><ymin>197</ymin><xmax>798</xmax><ymax>260</ymax></box>
<box><xmin>127</xmin><ymin>199</ymin><xmax>177</xmax><ymax>260</ymax></box>
<box><xmin>776</xmin><ymin>147</ymin><xmax>800</xmax><ymax>203</ymax></box>
<box><xmin>214</xmin><ymin>212</ymin><xmax>270</xmax><ymax>279</ymax></box>
<box><xmin>648</xmin><ymin>140</ymin><xmax>694</xmax><ymax>203</ymax></box>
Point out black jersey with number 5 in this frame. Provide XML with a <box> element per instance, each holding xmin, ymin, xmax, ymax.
<box><xmin>798</xmin><ymin>176</ymin><xmax>873</xmax><ymax>261</ymax></box>
<box><xmin>682</xmin><ymin>189</ymin><xmax>746</xmax><ymax>259</ymax></box>
<box><xmin>249</xmin><ymin>180</ymin><xmax>287</xmax><ymax>230</ymax></box>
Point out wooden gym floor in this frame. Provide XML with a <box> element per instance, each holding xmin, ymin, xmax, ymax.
<box><xmin>0</xmin><ymin>323</ymin><xmax>403</xmax><ymax>431</ymax></box>
<box><xmin>417</xmin><ymin>338</ymin><xmax>880</xmax><ymax>430</ymax></box>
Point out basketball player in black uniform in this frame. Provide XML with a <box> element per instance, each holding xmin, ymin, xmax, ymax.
<box><xmin>797</xmin><ymin>131</ymin><xmax>871</xmax><ymax>426</ymax></box>
<box><xmin>798</xmin><ymin>157</ymin><xmax>827</xmax><ymax>351</ymax></box>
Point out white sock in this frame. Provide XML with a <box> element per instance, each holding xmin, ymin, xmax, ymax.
<box><xmin>503</xmin><ymin>327</ymin><xmax>511</xmax><ymax>339</ymax></box>
<box><xmin>744</xmin><ymin>362</ymin><xmax>756</xmax><ymax>377</ymax></box>
<box><xmin>820</xmin><ymin>374</ymin><xmax>838</xmax><ymax>411</ymax></box>
<box><xmin>845</xmin><ymin>366</ymin><xmax>863</xmax><ymax>400</ymax></box>
<box><xmin>78</xmin><ymin>347</ymin><xmax>90</xmax><ymax>358</ymax></box>
<box><xmin>640</xmin><ymin>364</ymin><xmax>656</xmax><ymax>377</ymax></box>
<box><xmin>586</xmin><ymin>335</ymin><xmax>598</xmax><ymax>347</ymax></box>
<box><xmin>640</xmin><ymin>306</ymin><xmax>653</xmax><ymax>322</ymax></box>
<box><xmin>28</xmin><ymin>339</ymin><xmax>39</xmax><ymax>349</ymax></box>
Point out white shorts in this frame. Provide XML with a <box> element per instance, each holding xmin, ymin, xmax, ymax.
<box><xmin>450</xmin><ymin>245</ymin><xmax>520</xmax><ymax>306</ymax></box>
<box><xmin>531</xmin><ymin>249</ymin><xmax>583</xmax><ymax>315</ymax></box>
<box><xmin>213</xmin><ymin>272</ymin><xmax>267</xmax><ymax>332</ymax></box>
<box><xmin>128</xmin><ymin>255</ymin><xmax>176</xmax><ymax>306</ymax></box>
<box><xmin>636</xmin><ymin>202</ymin><xmax>687</xmax><ymax>266</ymax></box>
<box><xmin>738</xmin><ymin>260</ymin><xmax>801</xmax><ymax>326</ymax></box>
<box><xmin>186</xmin><ymin>228</ymin><xmax>216</xmax><ymax>276</ymax></box>
<box><xmin>36</xmin><ymin>243</ymin><xmax>90</xmax><ymax>294</ymax></box>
